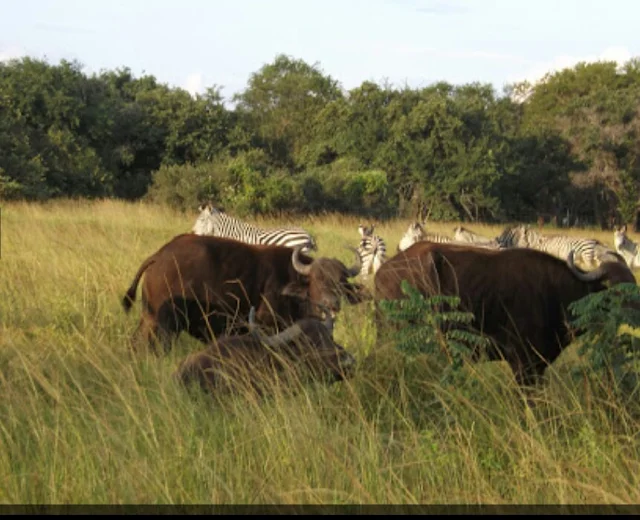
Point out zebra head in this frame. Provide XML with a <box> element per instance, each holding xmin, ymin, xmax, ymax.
<box><xmin>614</xmin><ymin>225</ymin><xmax>628</xmax><ymax>250</ymax></box>
<box><xmin>358</xmin><ymin>224</ymin><xmax>375</xmax><ymax>238</ymax></box>
<box><xmin>196</xmin><ymin>202</ymin><xmax>225</xmax><ymax>216</ymax></box>
<box><xmin>197</xmin><ymin>202</ymin><xmax>213</xmax><ymax>214</ymax></box>
<box><xmin>496</xmin><ymin>224</ymin><xmax>529</xmax><ymax>248</ymax></box>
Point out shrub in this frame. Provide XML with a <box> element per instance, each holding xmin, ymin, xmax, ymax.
<box><xmin>568</xmin><ymin>283</ymin><xmax>640</xmax><ymax>397</ymax></box>
<box><xmin>378</xmin><ymin>280</ymin><xmax>491</xmax><ymax>383</ymax></box>
<box><xmin>146</xmin><ymin>161</ymin><xmax>224</xmax><ymax>212</ymax></box>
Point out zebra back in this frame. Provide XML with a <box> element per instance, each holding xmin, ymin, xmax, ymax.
<box><xmin>522</xmin><ymin>228</ymin><xmax>603</xmax><ymax>268</ymax></box>
<box><xmin>423</xmin><ymin>233</ymin><xmax>454</xmax><ymax>244</ymax></box>
<box><xmin>193</xmin><ymin>205</ymin><xmax>316</xmax><ymax>252</ymax></box>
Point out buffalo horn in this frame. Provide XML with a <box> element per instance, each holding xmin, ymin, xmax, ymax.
<box><xmin>292</xmin><ymin>246</ymin><xmax>312</xmax><ymax>275</ymax></box>
<box><xmin>261</xmin><ymin>324</ymin><xmax>305</xmax><ymax>349</ymax></box>
<box><xmin>567</xmin><ymin>250</ymin><xmax>606</xmax><ymax>282</ymax></box>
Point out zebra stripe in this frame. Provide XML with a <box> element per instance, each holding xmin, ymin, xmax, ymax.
<box><xmin>614</xmin><ymin>225</ymin><xmax>640</xmax><ymax>269</ymax></box>
<box><xmin>498</xmin><ymin>225</ymin><xmax>618</xmax><ymax>268</ymax></box>
<box><xmin>192</xmin><ymin>204</ymin><xmax>316</xmax><ymax>252</ymax></box>
<box><xmin>495</xmin><ymin>224</ymin><xmax>528</xmax><ymax>249</ymax></box>
<box><xmin>356</xmin><ymin>224</ymin><xmax>388</xmax><ymax>277</ymax></box>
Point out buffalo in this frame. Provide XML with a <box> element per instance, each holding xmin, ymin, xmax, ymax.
<box><xmin>173</xmin><ymin>307</ymin><xmax>356</xmax><ymax>395</ymax></box>
<box><xmin>374</xmin><ymin>241</ymin><xmax>636</xmax><ymax>385</ymax></box>
<box><xmin>122</xmin><ymin>234</ymin><xmax>367</xmax><ymax>353</ymax></box>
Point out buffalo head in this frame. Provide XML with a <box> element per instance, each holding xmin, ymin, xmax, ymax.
<box><xmin>282</xmin><ymin>246</ymin><xmax>369</xmax><ymax>317</ymax></box>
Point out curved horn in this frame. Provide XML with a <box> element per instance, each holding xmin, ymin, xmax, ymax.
<box><xmin>260</xmin><ymin>324</ymin><xmax>305</xmax><ymax>349</ymax></box>
<box><xmin>292</xmin><ymin>246</ymin><xmax>312</xmax><ymax>276</ymax></box>
<box><xmin>345</xmin><ymin>246</ymin><xmax>362</xmax><ymax>278</ymax></box>
<box><xmin>567</xmin><ymin>250</ymin><xmax>606</xmax><ymax>282</ymax></box>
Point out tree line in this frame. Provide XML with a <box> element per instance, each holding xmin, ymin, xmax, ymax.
<box><xmin>1</xmin><ymin>54</ymin><xmax>639</xmax><ymax>227</ymax></box>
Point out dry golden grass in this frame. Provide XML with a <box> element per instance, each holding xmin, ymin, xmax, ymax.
<box><xmin>0</xmin><ymin>199</ymin><xmax>638</xmax><ymax>505</ymax></box>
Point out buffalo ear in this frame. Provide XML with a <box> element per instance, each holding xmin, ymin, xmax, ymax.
<box><xmin>281</xmin><ymin>282</ymin><xmax>309</xmax><ymax>300</ymax></box>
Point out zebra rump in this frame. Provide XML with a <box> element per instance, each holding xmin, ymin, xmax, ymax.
<box><xmin>497</xmin><ymin>224</ymin><xmax>621</xmax><ymax>268</ymax></box>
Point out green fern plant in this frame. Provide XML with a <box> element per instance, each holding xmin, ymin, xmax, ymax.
<box><xmin>568</xmin><ymin>283</ymin><xmax>640</xmax><ymax>393</ymax></box>
<box><xmin>378</xmin><ymin>280</ymin><xmax>491</xmax><ymax>377</ymax></box>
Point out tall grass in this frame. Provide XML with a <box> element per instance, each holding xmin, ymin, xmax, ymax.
<box><xmin>0</xmin><ymin>200</ymin><xmax>639</xmax><ymax>504</ymax></box>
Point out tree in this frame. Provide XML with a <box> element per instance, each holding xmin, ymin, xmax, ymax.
<box><xmin>233</xmin><ymin>54</ymin><xmax>343</xmax><ymax>169</ymax></box>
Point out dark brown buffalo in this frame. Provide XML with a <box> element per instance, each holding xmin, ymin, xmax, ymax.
<box><xmin>173</xmin><ymin>308</ymin><xmax>356</xmax><ymax>395</ymax></box>
<box><xmin>374</xmin><ymin>242</ymin><xmax>636</xmax><ymax>385</ymax></box>
<box><xmin>122</xmin><ymin>234</ymin><xmax>366</xmax><ymax>353</ymax></box>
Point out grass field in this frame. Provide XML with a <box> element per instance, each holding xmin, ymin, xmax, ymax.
<box><xmin>0</xmin><ymin>199</ymin><xmax>639</xmax><ymax>506</ymax></box>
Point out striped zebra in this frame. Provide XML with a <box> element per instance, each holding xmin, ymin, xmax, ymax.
<box><xmin>498</xmin><ymin>225</ymin><xmax>619</xmax><ymax>269</ymax></box>
<box><xmin>397</xmin><ymin>222</ymin><xmax>453</xmax><ymax>252</ymax></box>
<box><xmin>614</xmin><ymin>225</ymin><xmax>640</xmax><ymax>269</ymax></box>
<box><xmin>192</xmin><ymin>203</ymin><xmax>317</xmax><ymax>253</ymax></box>
<box><xmin>452</xmin><ymin>226</ymin><xmax>502</xmax><ymax>249</ymax></box>
<box><xmin>495</xmin><ymin>224</ymin><xmax>529</xmax><ymax>249</ymax></box>
<box><xmin>356</xmin><ymin>224</ymin><xmax>388</xmax><ymax>278</ymax></box>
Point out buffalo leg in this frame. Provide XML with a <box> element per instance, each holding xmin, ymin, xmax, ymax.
<box><xmin>132</xmin><ymin>308</ymin><xmax>180</xmax><ymax>355</ymax></box>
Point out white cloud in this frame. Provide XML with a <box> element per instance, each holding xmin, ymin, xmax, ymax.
<box><xmin>509</xmin><ymin>46</ymin><xmax>633</xmax><ymax>90</ymax></box>
<box><xmin>183</xmin><ymin>72</ymin><xmax>204</xmax><ymax>98</ymax></box>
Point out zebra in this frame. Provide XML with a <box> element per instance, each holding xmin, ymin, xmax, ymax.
<box><xmin>397</xmin><ymin>222</ymin><xmax>453</xmax><ymax>252</ymax></box>
<box><xmin>356</xmin><ymin>224</ymin><xmax>388</xmax><ymax>278</ymax></box>
<box><xmin>613</xmin><ymin>225</ymin><xmax>640</xmax><ymax>269</ymax></box>
<box><xmin>498</xmin><ymin>225</ymin><xmax>619</xmax><ymax>269</ymax></box>
<box><xmin>452</xmin><ymin>226</ymin><xmax>502</xmax><ymax>249</ymax></box>
<box><xmin>192</xmin><ymin>203</ymin><xmax>317</xmax><ymax>253</ymax></box>
<box><xmin>495</xmin><ymin>224</ymin><xmax>529</xmax><ymax>249</ymax></box>
<box><xmin>192</xmin><ymin>202</ymin><xmax>217</xmax><ymax>235</ymax></box>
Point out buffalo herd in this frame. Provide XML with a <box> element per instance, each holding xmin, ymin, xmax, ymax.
<box><xmin>122</xmin><ymin>215</ymin><xmax>638</xmax><ymax>394</ymax></box>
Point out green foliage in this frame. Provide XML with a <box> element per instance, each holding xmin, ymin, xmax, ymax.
<box><xmin>569</xmin><ymin>284</ymin><xmax>640</xmax><ymax>394</ymax></box>
<box><xmin>3</xmin><ymin>54</ymin><xmax>640</xmax><ymax>225</ymax></box>
<box><xmin>146</xmin><ymin>161</ymin><xmax>222</xmax><ymax>212</ymax></box>
<box><xmin>378</xmin><ymin>280</ymin><xmax>491</xmax><ymax>380</ymax></box>
<box><xmin>233</xmin><ymin>54</ymin><xmax>343</xmax><ymax>169</ymax></box>
<box><xmin>617</xmin><ymin>170</ymin><xmax>639</xmax><ymax>225</ymax></box>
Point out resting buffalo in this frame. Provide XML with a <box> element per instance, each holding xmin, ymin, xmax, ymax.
<box><xmin>122</xmin><ymin>234</ymin><xmax>366</xmax><ymax>353</ymax></box>
<box><xmin>173</xmin><ymin>308</ymin><xmax>356</xmax><ymax>395</ymax></box>
<box><xmin>374</xmin><ymin>241</ymin><xmax>636</xmax><ymax>385</ymax></box>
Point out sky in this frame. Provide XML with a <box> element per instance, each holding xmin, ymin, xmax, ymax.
<box><xmin>1</xmin><ymin>0</ymin><xmax>639</xmax><ymax>103</ymax></box>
